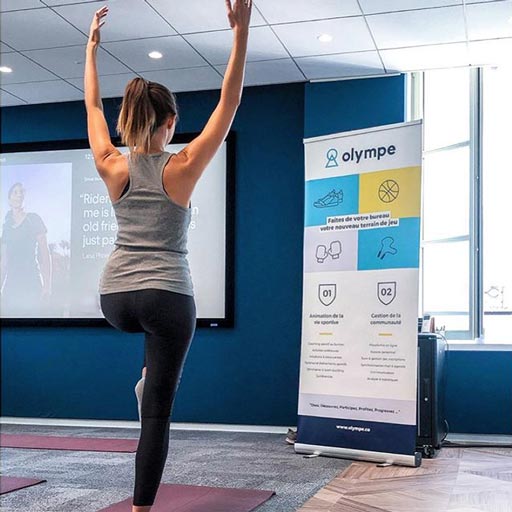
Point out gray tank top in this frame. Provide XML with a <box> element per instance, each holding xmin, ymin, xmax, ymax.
<box><xmin>99</xmin><ymin>151</ymin><xmax>194</xmax><ymax>296</ymax></box>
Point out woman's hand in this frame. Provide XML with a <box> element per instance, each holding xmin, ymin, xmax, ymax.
<box><xmin>88</xmin><ymin>5</ymin><xmax>108</xmax><ymax>45</ymax></box>
<box><xmin>225</xmin><ymin>0</ymin><xmax>252</xmax><ymax>33</ymax></box>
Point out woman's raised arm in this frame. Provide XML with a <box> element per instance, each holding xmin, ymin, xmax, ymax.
<box><xmin>174</xmin><ymin>0</ymin><xmax>252</xmax><ymax>182</ymax></box>
<box><xmin>84</xmin><ymin>5</ymin><xmax>121</xmax><ymax>175</ymax></box>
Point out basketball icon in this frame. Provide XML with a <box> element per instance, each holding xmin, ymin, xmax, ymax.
<box><xmin>378</xmin><ymin>179</ymin><xmax>400</xmax><ymax>203</ymax></box>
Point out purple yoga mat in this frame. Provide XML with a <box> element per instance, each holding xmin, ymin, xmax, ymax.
<box><xmin>98</xmin><ymin>483</ymin><xmax>276</xmax><ymax>512</ymax></box>
<box><xmin>0</xmin><ymin>434</ymin><xmax>138</xmax><ymax>453</ymax></box>
<box><xmin>0</xmin><ymin>476</ymin><xmax>47</xmax><ymax>495</ymax></box>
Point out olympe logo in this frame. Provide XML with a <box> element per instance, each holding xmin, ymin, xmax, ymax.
<box><xmin>325</xmin><ymin>148</ymin><xmax>339</xmax><ymax>168</ymax></box>
<box><xmin>325</xmin><ymin>144</ymin><xmax>398</xmax><ymax>167</ymax></box>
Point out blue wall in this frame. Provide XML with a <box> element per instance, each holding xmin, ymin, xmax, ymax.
<box><xmin>2</xmin><ymin>75</ymin><xmax>510</xmax><ymax>434</ymax></box>
<box><xmin>444</xmin><ymin>350</ymin><xmax>512</xmax><ymax>434</ymax></box>
<box><xmin>1</xmin><ymin>83</ymin><xmax>306</xmax><ymax>425</ymax></box>
<box><xmin>304</xmin><ymin>76</ymin><xmax>406</xmax><ymax>138</ymax></box>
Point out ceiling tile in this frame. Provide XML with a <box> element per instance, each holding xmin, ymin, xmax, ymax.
<box><xmin>469</xmin><ymin>38</ymin><xmax>512</xmax><ymax>65</ymax></box>
<box><xmin>68</xmin><ymin>73</ymin><xmax>139</xmax><ymax>99</ymax></box>
<box><xmin>54</xmin><ymin>0</ymin><xmax>177</xmax><ymax>42</ymax></box>
<box><xmin>184</xmin><ymin>26</ymin><xmax>288</xmax><ymax>66</ymax></box>
<box><xmin>380</xmin><ymin>42</ymin><xmax>469</xmax><ymax>71</ymax></box>
<box><xmin>366</xmin><ymin>6</ymin><xmax>466</xmax><ymax>49</ymax></box>
<box><xmin>1</xmin><ymin>42</ymin><xmax>15</xmax><ymax>53</ymax></box>
<box><xmin>147</xmin><ymin>0</ymin><xmax>266</xmax><ymax>33</ymax></box>
<box><xmin>2</xmin><ymin>80</ymin><xmax>84</xmax><ymax>104</ymax></box>
<box><xmin>22</xmin><ymin>46</ymin><xmax>131</xmax><ymax>79</ymax></box>
<box><xmin>216</xmin><ymin>59</ymin><xmax>305</xmax><ymax>87</ymax></box>
<box><xmin>43</xmin><ymin>0</ymin><xmax>99</xmax><ymax>4</ymax></box>
<box><xmin>142</xmin><ymin>67</ymin><xmax>223</xmax><ymax>93</ymax></box>
<box><xmin>0</xmin><ymin>53</ymin><xmax>58</xmax><ymax>84</ymax></box>
<box><xmin>254</xmin><ymin>0</ymin><xmax>361</xmax><ymax>24</ymax></box>
<box><xmin>103</xmin><ymin>36</ymin><xmax>207</xmax><ymax>72</ymax></box>
<box><xmin>0</xmin><ymin>89</ymin><xmax>27</xmax><ymax>107</ymax></box>
<box><xmin>466</xmin><ymin>1</ymin><xmax>512</xmax><ymax>40</ymax></box>
<box><xmin>1</xmin><ymin>8</ymin><xmax>87</xmax><ymax>50</ymax></box>
<box><xmin>359</xmin><ymin>0</ymin><xmax>461</xmax><ymax>15</ymax></box>
<box><xmin>272</xmin><ymin>17</ymin><xmax>375</xmax><ymax>57</ymax></box>
<box><xmin>296</xmin><ymin>51</ymin><xmax>385</xmax><ymax>79</ymax></box>
<box><xmin>1</xmin><ymin>0</ymin><xmax>44</xmax><ymax>11</ymax></box>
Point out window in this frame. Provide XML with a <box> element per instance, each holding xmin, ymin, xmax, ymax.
<box><xmin>482</xmin><ymin>66</ymin><xmax>512</xmax><ymax>343</ymax></box>
<box><xmin>409</xmin><ymin>66</ymin><xmax>512</xmax><ymax>344</ymax></box>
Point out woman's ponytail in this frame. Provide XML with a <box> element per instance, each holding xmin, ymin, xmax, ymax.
<box><xmin>117</xmin><ymin>77</ymin><xmax>178</xmax><ymax>154</ymax></box>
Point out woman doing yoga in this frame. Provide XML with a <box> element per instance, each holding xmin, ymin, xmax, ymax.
<box><xmin>84</xmin><ymin>2</ymin><xmax>251</xmax><ymax>510</ymax></box>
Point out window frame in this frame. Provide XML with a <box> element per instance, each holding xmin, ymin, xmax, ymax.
<box><xmin>407</xmin><ymin>68</ymin><xmax>486</xmax><ymax>344</ymax></box>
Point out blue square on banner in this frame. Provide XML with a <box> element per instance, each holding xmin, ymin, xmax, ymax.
<box><xmin>305</xmin><ymin>175</ymin><xmax>359</xmax><ymax>227</ymax></box>
<box><xmin>358</xmin><ymin>217</ymin><xmax>420</xmax><ymax>270</ymax></box>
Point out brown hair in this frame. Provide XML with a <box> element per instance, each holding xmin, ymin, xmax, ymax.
<box><xmin>117</xmin><ymin>78</ymin><xmax>178</xmax><ymax>154</ymax></box>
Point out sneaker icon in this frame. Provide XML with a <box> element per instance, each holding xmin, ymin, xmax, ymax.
<box><xmin>314</xmin><ymin>189</ymin><xmax>343</xmax><ymax>208</ymax></box>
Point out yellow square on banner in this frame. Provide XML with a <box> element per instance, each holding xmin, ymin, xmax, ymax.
<box><xmin>359</xmin><ymin>166</ymin><xmax>421</xmax><ymax>218</ymax></box>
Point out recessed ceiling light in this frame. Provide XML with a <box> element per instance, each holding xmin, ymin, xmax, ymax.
<box><xmin>317</xmin><ymin>34</ymin><xmax>333</xmax><ymax>43</ymax></box>
<box><xmin>148</xmin><ymin>51</ymin><xmax>163</xmax><ymax>59</ymax></box>
<box><xmin>0</xmin><ymin>66</ymin><xmax>13</xmax><ymax>73</ymax></box>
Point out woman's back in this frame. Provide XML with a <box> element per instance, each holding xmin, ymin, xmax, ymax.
<box><xmin>99</xmin><ymin>151</ymin><xmax>194</xmax><ymax>297</ymax></box>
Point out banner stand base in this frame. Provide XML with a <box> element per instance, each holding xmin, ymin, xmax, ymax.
<box><xmin>294</xmin><ymin>442</ymin><xmax>422</xmax><ymax>468</ymax></box>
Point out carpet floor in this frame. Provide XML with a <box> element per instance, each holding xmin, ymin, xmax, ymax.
<box><xmin>0</xmin><ymin>423</ymin><xmax>349</xmax><ymax>512</ymax></box>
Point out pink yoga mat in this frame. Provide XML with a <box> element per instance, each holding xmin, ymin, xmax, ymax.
<box><xmin>0</xmin><ymin>434</ymin><xmax>138</xmax><ymax>453</ymax></box>
<box><xmin>0</xmin><ymin>476</ymin><xmax>47</xmax><ymax>495</ymax></box>
<box><xmin>98</xmin><ymin>483</ymin><xmax>275</xmax><ymax>512</ymax></box>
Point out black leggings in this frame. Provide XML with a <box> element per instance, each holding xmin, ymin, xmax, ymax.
<box><xmin>100</xmin><ymin>289</ymin><xmax>196</xmax><ymax>507</ymax></box>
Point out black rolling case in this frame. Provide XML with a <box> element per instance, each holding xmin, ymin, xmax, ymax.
<box><xmin>416</xmin><ymin>333</ymin><xmax>448</xmax><ymax>457</ymax></box>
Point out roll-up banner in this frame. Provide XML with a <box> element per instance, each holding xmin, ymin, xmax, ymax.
<box><xmin>296</xmin><ymin>121</ymin><xmax>423</xmax><ymax>468</ymax></box>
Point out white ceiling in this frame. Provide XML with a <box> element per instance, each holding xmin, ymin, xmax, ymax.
<box><xmin>0</xmin><ymin>0</ymin><xmax>511</xmax><ymax>106</ymax></box>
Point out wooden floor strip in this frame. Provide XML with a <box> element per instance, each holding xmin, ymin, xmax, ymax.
<box><xmin>297</xmin><ymin>447</ymin><xmax>512</xmax><ymax>512</ymax></box>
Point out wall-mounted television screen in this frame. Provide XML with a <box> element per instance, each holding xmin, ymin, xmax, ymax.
<box><xmin>0</xmin><ymin>133</ymin><xmax>234</xmax><ymax>327</ymax></box>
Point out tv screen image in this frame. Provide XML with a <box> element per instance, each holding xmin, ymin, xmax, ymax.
<box><xmin>0</xmin><ymin>134</ymin><xmax>234</xmax><ymax>326</ymax></box>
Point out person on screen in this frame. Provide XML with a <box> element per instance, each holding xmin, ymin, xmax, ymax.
<box><xmin>1</xmin><ymin>182</ymin><xmax>51</xmax><ymax>316</ymax></box>
<box><xmin>84</xmin><ymin>2</ymin><xmax>251</xmax><ymax>510</ymax></box>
